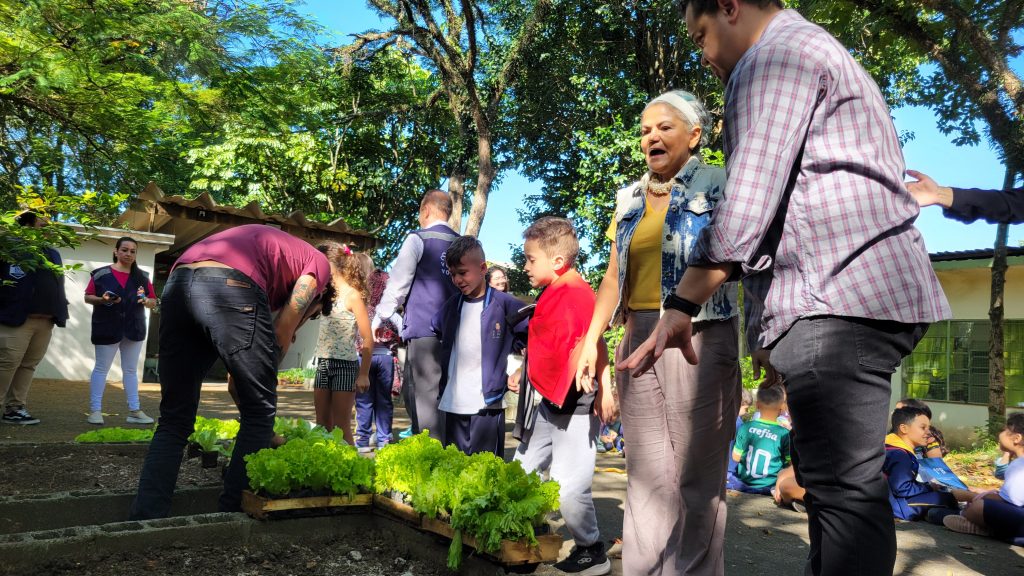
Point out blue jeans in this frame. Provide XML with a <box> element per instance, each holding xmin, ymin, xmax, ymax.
<box><xmin>355</xmin><ymin>352</ymin><xmax>394</xmax><ymax>446</ymax></box>
<box><xmin>771</xmin><ymin>317</ymin><xmax>926</xmax><ymax>576</ymax></box>
<box><xmin>130</xmin><ymin>267</ymin><xmax>279</xmax><ymax>519</ymax></box>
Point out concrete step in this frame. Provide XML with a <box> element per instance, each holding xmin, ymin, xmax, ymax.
<box><xmin>0</xmin><ymin>486</ymin><xmax>221</xmax><ymax>534</ymax></box>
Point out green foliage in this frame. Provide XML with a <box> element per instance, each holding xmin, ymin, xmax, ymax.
<box><xmin>75</xmin><ymin>427</ymin><xmax>153</xmax><ymax>443</ymax></box>
<box><xmin>189</xmin><ymin>429</ymin><xmax>222</xmax><ymax>453</ymax></box>
<box><xmin>1</xmin><ymin>186</ymin><xmax>126</xmax><ymax>273</ymax></box>
<box><xmin>374</xmin><ymin>432</ymin><xmax>559</xmax><ymax>569</ymax></box>
<box><xmin>740</xmin><ymin>356</ymin><xmax>764</xmax><ymax>390</ymax></box>
<box><xmin>244</xmin><ymin>435</ymin><xmax>374</xmax><ymax>498</ymax></box>
<box><xmin>189</xmin><ymin>416</ymin><xmax>240</xmax><ymax>441</ymax></box>
<box><xmin>1</xmin><ymin>0</ymin><xmax>317</xmax><ymax>197</ymax></box>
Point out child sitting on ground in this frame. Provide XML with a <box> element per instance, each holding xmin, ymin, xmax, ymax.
<box><xmin>513</xmin><ymin>217</ymin><xmax>614</xmax><ymax>575</ymax></box>
<box><xmin>883</xmin><ymin>407</ymin><xmax>971</xmax><ymax>523</ymax></box>
<box><xmin>595</xmin><ymin>388</ymin><xmax>623</xmax><ymax>455</ymax></box>
<box><xmin>895</xmin><ymin>397</ymin><xmax>947</xmax><ymax>458</ymax></box>
<box><xmin>431</xmin><ymin>236</ymin><xmax>527</xmax><ymax>458</ymax></box>
<box><xmin>728</xmin><ymin>388</ymin><xmax>755</xmax><ymax>475</ymax></box>
<box><xmin>943</xmin><ymin>412</ymin><xmax>1024</xmax><ymax>546</ymax></box>
<box><xmin>727</xmin><ymin>381</ymin><xmax>791</xmax><ymax>495</ymax></box>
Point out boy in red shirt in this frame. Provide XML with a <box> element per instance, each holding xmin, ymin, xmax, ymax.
<box><xmin>513</xmin><ymin>217</ymin><xmax>614</xmax><ymax>576</ymax></box>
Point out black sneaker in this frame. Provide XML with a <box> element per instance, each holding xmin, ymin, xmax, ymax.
<box><xmin>2</xmin><ymin>408</ymin><xmax>40</xmax><ymax>425</ymax></box>
<box><xmin>553</xmin><ymin>541</ymin><xmax>611</xmax><ymax>575</ymax></box>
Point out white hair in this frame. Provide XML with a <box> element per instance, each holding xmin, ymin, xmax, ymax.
<box><xmin>643</xmin><ymin>90</ymin><xmax>712</xmax><ymax>151</ymax></box>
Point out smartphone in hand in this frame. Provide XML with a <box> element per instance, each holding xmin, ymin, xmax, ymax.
<box><xmin>102</xmin><ymin>290</ymin><xmax>120</xmax><ymax>305</ymax></box>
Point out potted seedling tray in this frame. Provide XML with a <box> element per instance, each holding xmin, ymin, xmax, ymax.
<box><xmin>241</xmin><ymin>490</ymin><xmax>372</xmax><ymax>520</ymax></box>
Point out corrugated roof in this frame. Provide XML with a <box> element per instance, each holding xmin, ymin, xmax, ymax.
<box><xmin>117</xmin><ymin>182</ymin><xmax>378</xmax><ymax>255</ymax></box>
<box><xmin>930</xmin><ymin>247</ymin><xmax>1024</xmax><ymax>262</ymax></box>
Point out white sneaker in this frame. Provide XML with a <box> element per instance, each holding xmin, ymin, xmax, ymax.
<box><xmin>87</xmin><ymin>411</ymin><xmax>104</xmax><ymax>425</ymax></box>
<box><xmin>126</xmin><ymin>410</ymin><xmax>154</xmax><ymax>425</ymax></box>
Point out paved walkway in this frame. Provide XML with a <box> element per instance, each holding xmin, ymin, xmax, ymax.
<box><xmin>4</xmin><ymin>379</ymin><xmax>1023</xmax><ymax>575</ymax></box>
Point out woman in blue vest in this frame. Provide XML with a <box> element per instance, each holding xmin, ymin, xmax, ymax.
<box><xmin>84</xmin><ymin>237</ymin><xmax>157</xmax><ymax>425</ymax></box>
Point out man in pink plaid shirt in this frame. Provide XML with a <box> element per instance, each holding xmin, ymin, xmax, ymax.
<box><xmin>620</xmin><ymin>1</ymin><xmax>951</xmax><ymax>575</ymax></box>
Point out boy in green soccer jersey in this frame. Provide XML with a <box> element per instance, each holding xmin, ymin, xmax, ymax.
<box><xmin>727</xmin><ymin>382</ymin><xmax>791</xmax><ymax>495</ymax></box>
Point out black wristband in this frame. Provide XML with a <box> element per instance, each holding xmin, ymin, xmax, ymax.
<box><xmin>663</xmin><ymin>293</ymin><xmax>701</xmax><ymax>317</ymax></box>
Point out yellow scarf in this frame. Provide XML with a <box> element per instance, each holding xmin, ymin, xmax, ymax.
<box><xmin>885</xmin><ymin>433</ymin><xmax>915</xmax><ymax>454</ymax></box>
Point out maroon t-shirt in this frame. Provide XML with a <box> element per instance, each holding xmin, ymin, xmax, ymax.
<box><xmin>175</xmin><ymin>224</ymin><xmax>331</xmax><ymax>311</ymax></box>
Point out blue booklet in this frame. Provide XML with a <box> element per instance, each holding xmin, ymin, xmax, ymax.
<box><xmin>917</xmin><ymin>457</ymin><xmax>969</xmax><ymax>490</ymax></box>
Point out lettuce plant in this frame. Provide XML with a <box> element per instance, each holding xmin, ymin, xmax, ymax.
<box><xmin>75</xmin><ymin>427</ymin><xmax>154</xmax><ymax>443</ymax></box>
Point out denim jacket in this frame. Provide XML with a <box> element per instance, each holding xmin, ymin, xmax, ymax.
<box><xmin>610</xmin><ymin>156</ymin><xmax>738</xmax><ymax>326</ymax></box>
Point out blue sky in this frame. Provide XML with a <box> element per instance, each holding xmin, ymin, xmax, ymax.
<box><xmin>309</xmin><ymin>1</ymin><xmax>1021</xmax><ymax>263</ymax></box>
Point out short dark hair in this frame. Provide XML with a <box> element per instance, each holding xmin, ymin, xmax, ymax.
<box><xmin>681</xmin><ymin>0</ymin><xmax>783</xmax><ymax>18</ymax></box>
<box><xmin>756</xmin><ymin>381</ymin><xmax>785</xmax><ymax>407</ymax></box>
<box><xmin>1006</xmin><ymin>413</ymin><xmax>1024</xmax><ymax>436</ymax></box>
<box><xmin>522</xmin><ymin>216</ymin><xmax>580</xmax><ymax>268</ymax></box>
<box><xmin>897</xmin><ymin>398</ymin><xmax>932</xmax><ymax>420</ymax></box>
<box><xmin>15</xmin><ymin>210</ymin><xmax>37</xmax><ymax>227</ymax></box>
<box><xmin>421</xmin><ymin>189</ymin><xmax>453</xmax><ymax>219</ymax></box>
<box><xmin>891</xmin><ymin>407</ymin><xmax>928</xmax><ymax>434</ymax></box>
<box><xmin>445</xmin><ymin>235</ymin><xmax>486</xmax><ymax>268</ymax></box>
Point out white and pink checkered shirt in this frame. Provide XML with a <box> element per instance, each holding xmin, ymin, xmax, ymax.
<box><xmin>690</xmin><ymin>10</ymin><xmax>950</xmax><ymax>351</ymax></box>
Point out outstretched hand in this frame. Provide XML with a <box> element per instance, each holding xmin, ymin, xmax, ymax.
<box><xmin>617</xmin><ymin>310</ymin><xmax>696</xmax><ymax>377</ymax></box>
<box><xmin>905</xmin><ymin>170</ymin><xmax>952</xmax><ymax>208</ymax></box>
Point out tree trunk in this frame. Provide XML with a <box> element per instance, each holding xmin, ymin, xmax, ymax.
<box><xmin>987</xmin><ymin>167</ymin><xmax>1015</xmax><ymax>438</ymax></box>
<box><xmin>463</xmin><ymin>117</ymin><xmax>494</xmax><ymax>238</ymax></box>
<box><xmin>447</xmin><ymin>164</ymin><xmax>466</xmax><ymax>233</ymax></box>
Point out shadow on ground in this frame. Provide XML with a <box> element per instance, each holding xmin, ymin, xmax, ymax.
<box><xmin>4</xmin><ymin>380</ymin><xmax>1023</xmax><ymax>575</ymax></box>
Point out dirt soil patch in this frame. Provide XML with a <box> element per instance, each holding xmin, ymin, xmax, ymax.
<box><xmin>25</xmin><ymin>529</ymin><xmax>448</xmax><ymax>576</ymax></box>
<box><xmin>0</xmin><ymin>443</ymin><xmax>222</xmax><ymax>496</ymax></box>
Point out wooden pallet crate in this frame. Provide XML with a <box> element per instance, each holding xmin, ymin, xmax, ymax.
<box><xmin>371</xmin><ymin>494</ymin><xmax>423</xmax><ymax>525</ymax></box>
<box><xmin>241</xmin><ymin>490</ymin><xmax>372</xmax><ymax>520</ymax></box>
<box><xmin>420</xmin><ymin>515</ymin><xmax>562</xmax><ymax>565</ymax></box>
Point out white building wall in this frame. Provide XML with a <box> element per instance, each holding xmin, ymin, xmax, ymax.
<box><xmin>891</xmin><ymin>260</ymin><xmax>1024</xmax><ymax>448</ymax></box>
<box><xmin>36</xmin><ymin>227</ymin><xmax>173</xmax><ymax>382</ymax></box>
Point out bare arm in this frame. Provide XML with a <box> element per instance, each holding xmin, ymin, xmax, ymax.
<box><xmin>575</xmin><ymin>246</ymin><xmax>620</xmax><ymax>390</ymax></box>
<box><xmin>274</xmin><ymin>274</ymin><xmax>319</xmax><ymax>363</ymax></box>
<box><xmin>350</xmin><ymin>290</ymin><xmax>373</xmax><ymax>393</ymax></box>
<box><xmin>619</xmin><ymin>263</ymin><xmax>733</xmax><ymax>375</ymax></box>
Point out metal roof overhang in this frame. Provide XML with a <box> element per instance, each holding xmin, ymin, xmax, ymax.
<box><xmin>116</xmin><ymin>182</ymin><xmax>378</xmax><ymax>262</ymax></box>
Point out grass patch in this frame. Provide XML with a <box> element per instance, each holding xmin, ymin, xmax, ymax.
<box><xmin>944</xmin><ymin>444</ymin><xmax>1002</xmax><ymax>489</ymax></box>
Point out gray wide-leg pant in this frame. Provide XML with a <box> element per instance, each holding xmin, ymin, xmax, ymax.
<box><xmin>617</xmin><ymin>312</ymin><xmax>740</xmax><ymax>576</ymax></box>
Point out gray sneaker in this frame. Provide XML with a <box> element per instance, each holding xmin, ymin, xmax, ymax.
<box><xmin>87</xmin><ymin>411</ymin><xmax>104</xmax><ymax>425</ymax></box>
<box><xmin>126</xmin><ymin>410</ymin><xmax>154</xmax><ymax>425</ymax></box>
<box><xmin>2</xmin><ymin>408</ymin><xmax>40</xmax><ymax>425</ymax></box>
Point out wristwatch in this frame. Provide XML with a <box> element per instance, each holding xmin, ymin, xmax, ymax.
<box><xmin>663</xmin><ymin>293</ymin><xmax>701</xmax><ymax>317</ymax></box>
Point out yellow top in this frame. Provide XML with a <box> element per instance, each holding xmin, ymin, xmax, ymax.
<box><xmin>606</xmin><ymin>199</ymin><xmax>668</xmax><ymax>310</ymax></box>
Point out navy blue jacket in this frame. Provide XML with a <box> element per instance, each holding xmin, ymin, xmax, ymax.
<box><xmin>89</xmin><ymin>266</ymin><xmax>148</xmax><ymax>345</ymax></box>
<box><xmin>0</xmin><ymin>248</ymin><xmax>69</xmax><ymax>328</ymax></box>
<box><xmin>947</xmin><ymin>186</ymin><xmax>1024</xmax><ymax>224</ymax></box>
<box><xmin>882</xmin><ymin>441</ymin><xmax>957</xmax><ymax>520</ymax></box>
<box><xmin>431</xmin><ymin>287</ymin><xmax>529</xmax><ymax>407</ymax></box>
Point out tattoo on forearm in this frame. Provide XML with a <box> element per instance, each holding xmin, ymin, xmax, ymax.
<box><xmin>289</xmin><ymin>276</ymin><xmax>317</xmax><ymax>313</ymax></box>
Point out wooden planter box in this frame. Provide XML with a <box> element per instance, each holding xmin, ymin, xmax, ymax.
<box><xmin>372</xmin><ymin>493</ymin><xmax>422</xmax><ymax>525</ymax></box>
<box><xmin>420</xmin><ymin>516</ymin><xmax>562</xmax><ymax>566</ymax></box>
<box><xmin>241</xmin><ymin>490</ymin><xmax>372</xmax><ymax>520</ymax></box>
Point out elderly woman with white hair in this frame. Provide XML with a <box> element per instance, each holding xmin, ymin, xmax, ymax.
<box><xmin>574</xmin><ymin>90</ymin><xmax>740</xmax><ymax>575</ymax></box>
